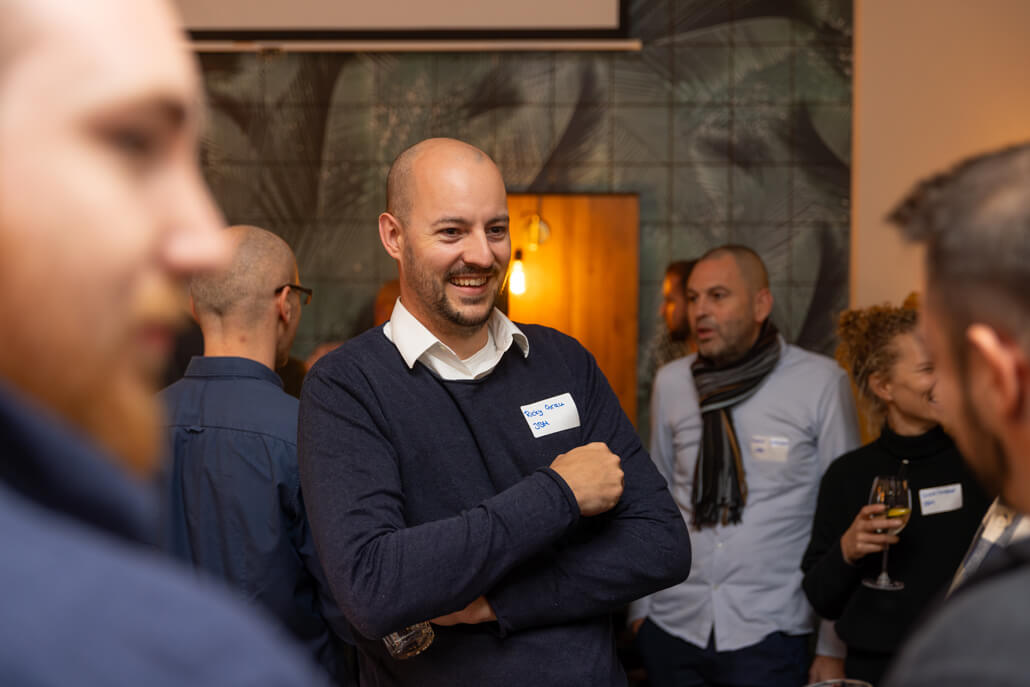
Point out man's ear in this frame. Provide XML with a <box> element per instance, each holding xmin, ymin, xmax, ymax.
<box><xmin>379</xmin><ymin>212</ymin><xmax>404</xmax><ymax>261</ymax></box>
<box><xmin>754</xmin><ymin>287</ymin><xmax>773</xmax><ymax>323</ymax></box>
<box><xmin>275</xmin><ymin>286</ymin><xmax>293</xmax><ymax>325</ymax></box>
<box><xmin>967</xmin><ymin>324</ymin><xmax>1026</xmax><ymax>429</ymax></box>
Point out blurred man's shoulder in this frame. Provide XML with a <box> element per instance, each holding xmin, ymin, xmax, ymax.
<box><xmin>885</xmin><ymin>556</ymin><xmax>1030</xmax><ymax>687</ymax></box>
<box><xmin>0</xmin><ymin>485</ymin><xmax>324</xmax><ymax>687</ymax></box>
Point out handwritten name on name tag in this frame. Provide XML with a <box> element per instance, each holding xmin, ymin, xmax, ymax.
<box><xmin>919</xmin><ymin>483</ymin><xmax>963</xmax><ymax>516</ymax></box>
<box><xmin>520</xmin><ymin>392</ymin><xmax>580</xmax><ymax>438</ymax></box>
<box><xmin>749</xmin><ymin>435</ymin><xmax>790</xmax><ymax>463</ymax></box>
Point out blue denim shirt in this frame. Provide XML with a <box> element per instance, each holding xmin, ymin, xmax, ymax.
<box><xmin>161</xmin><ymin>356</ymin><xmax>354</xmax><ymax>684</ymax></box>
<box><xmin>0</xmin><ymin>380</ymin><xmax>327</xmax><ymax>686</ymax></box>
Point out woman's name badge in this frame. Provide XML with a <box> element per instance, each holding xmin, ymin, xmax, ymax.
<box><xmin>520</xmin><ymin>393</ymin><xmax>580</xmax><ymax>438</ymax></box>
<box><xmin>919</xmin><ymin>483</ymin><xmax>963</xmax><ymax>516</ymax></box>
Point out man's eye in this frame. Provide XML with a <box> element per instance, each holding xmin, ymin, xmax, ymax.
<box><xmin>487</xmin><ymin>225</ymin><xmax>508</xmax><ymax>237</ymax></box>
<box><xmin>108</xmin><ymin>127</ymin><xmax>157</xmax><ymax>158</ymax></box>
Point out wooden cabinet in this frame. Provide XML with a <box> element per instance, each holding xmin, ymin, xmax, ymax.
<box><xmin>506</xmin><ymin>194</ymin><xmax>639</xmax><ymax>424</ymax></box>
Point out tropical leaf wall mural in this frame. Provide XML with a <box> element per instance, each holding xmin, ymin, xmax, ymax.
<box><xmin>197</xmin><ymin>0</ymin><xmax>852</xmax><ymax>429</ymax></box>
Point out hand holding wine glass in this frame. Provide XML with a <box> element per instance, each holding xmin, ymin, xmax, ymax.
<box><xmin>861</xmin><ymin>475</ymin><xmax>912</xmax><ymax>591</ymax></box>
<box><xmin>839</xmin><ymin>503</ymin><xmax>900</xmax><ymax>564</ymax></box>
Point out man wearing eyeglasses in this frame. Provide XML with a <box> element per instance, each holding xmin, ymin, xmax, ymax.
<box><xmin>160</xmin><ymin>225</ymin><xmax>355</xmax><ymax>685</ymax></box>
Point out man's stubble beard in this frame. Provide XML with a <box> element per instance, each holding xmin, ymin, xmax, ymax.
<box><xmin>697</xmin><ymin>318</ymin><xmax>754</xmax><ymax>368</ymax></box>
<box><xmin>958</xmin><ymin>384</ymin><xmax>1008</xmax><ymax>500</ymax></box>
<box><xmin>403</xmin><ymin>243</ymin><xmax>498</xmax><ymax>334</ymax></box>
<box><xmin>4</xmin><ymin>349</ymin><xmax>163</xmax><ymax>479</ymax></box>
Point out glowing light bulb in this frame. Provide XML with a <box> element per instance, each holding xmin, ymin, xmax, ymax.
<box><xmin>510</xmin><ymin>250</ymin><xmax>526</xmax><ymax>295</ymax></box>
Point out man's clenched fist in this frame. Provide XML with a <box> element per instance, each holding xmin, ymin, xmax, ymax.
<box><xmin>550</xmin><ymin>442</ymin><xmax>624</xmax><ymax>516</ymax></box>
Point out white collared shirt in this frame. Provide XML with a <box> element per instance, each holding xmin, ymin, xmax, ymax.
<box><xmin>382</xmin><ymin>299</ymin><xmax>529</xmax><ymax>381</ymax></box>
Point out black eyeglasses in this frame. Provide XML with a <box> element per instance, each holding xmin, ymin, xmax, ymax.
<box><xmin>274</xmin><ymin>283</ymin><xmax>313</xmax><ymax>306</ymax></box>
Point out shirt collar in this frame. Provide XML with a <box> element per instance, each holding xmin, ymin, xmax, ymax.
<box><xmin>183</xmin><ymin>356</ymin><xmax>284</xmax><ymax>389</ymax></box>
<box><xmin>384</xmin><ymin>299</ymin><xmax>529</xmax><ymax>370</ymax></box>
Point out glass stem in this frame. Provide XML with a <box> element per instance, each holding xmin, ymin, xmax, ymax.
<box><xmin>880</xmin><ymin>545</ymin><xmax>890</xmax><ymax>579</ymax></box>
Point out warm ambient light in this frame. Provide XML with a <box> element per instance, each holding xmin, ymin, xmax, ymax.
<box><xmin>509</xmin><ymin>249</ymin><xmax>526</xmax><ymax>295</ymax></box>
<box><xmin>522</xmin><ymin>213</ymin><xmax>550</xmax><ymax>251</ymax></box>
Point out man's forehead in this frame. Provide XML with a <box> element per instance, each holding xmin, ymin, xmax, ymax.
<box><xmin>14</xmin><ymin>0</ymin><xmax>197</xmax><ymax>112</ymax></box>
<box><xmin>687</xmin><ymin>255</ymin><xmax>741</xmax><ymax>289</ymax></box>
<box><xmin>410</xmin><ymin>161</ymin><xmax>506</xmax><ymax>216</ymax></box>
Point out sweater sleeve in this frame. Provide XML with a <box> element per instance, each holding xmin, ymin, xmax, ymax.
<box><xmin>298</xmin><ymin>362</ymin><xmax>581</xmax><ymax>641</ymax></box>
<box><xmin>485</xmin><ymin>342</ymin><xmax>692</xmax><ymax>635</ymax></box>
<box><xmin>801</xmin><ymin>462</ymin><xmax>863</xmax><ymax>620</ymax></box>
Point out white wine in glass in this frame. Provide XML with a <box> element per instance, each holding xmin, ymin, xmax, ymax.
<box><xmin>861</xmin><ymin>474</ymin><xmax>912</xmax><ymax>591</ymax></box>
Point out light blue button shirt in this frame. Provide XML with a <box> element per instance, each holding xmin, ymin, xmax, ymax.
<box><xmin>630</xmin><ymin>339</ymin><xmax>860</xmax><ymax>651</ymax></box>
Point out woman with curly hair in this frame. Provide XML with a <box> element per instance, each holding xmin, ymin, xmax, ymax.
<box><xmin>801</xmin><ymin>300</ymin><xmax>990</xmax><ymax>684</ymax></box>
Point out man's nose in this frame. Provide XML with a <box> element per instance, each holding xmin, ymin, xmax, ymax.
<box><xmin>162</xmin><ymin>165</ymin><xmax>230</xmax><ymax>276</ymax></box>
<box><xmin>689</xmin><ymin>298</ymin><xmax>702</xmax><ymax>318</ymax></box>
<box><xmin>463</xmin><ymin>228</ymin><xmax>496</xmax><ymax>268</ymax></box>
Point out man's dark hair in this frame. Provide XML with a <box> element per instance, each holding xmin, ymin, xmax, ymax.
<box><xmin>888</xmin><ymin>142</ymin><xmax>1030</xmax><ymax>354</ymax></box>
<box><xmin>664</xmin><ymin>260</ymin><xmax>697</xmax><ymax>293</ymax></box>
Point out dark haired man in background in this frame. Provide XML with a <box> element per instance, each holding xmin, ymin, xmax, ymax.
<box><xmin>884</xmin><ymin>143</ymin><xmax>1030</xmax><ymax>687</ymax></box>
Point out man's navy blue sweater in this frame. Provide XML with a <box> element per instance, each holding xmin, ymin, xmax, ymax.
<box><xmin>299</xmin><ymin>323</ymin><xmax>692</xmax><ymax>686</ymax></box>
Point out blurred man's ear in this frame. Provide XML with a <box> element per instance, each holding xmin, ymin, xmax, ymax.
<box><xmin>966</xmin><ymin>324</ymin><xmax>1026</xmax><ymax>431</ymax></box>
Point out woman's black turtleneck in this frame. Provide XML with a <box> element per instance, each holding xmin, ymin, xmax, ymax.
<box><xmin>801</xmin><ymin>424</ymin><xmax>990</xmax><ymax>673</ymax></box>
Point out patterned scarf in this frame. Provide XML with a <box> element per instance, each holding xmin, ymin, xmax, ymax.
<box><xmin>690</xmin><ymin>320</ymin><xmax>781</xmax><ymax>528</ymax></box>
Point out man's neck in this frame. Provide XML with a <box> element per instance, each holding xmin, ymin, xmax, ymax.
<box><xmin>201</xmin><ymin>326</ymin><xmax>277</xmax><ymax>372</ymax></box>
<box><xmin>1001</xmin><ymin>427</ymin><xmax>1030</xmax><ymax>515</ymax></box>
<box><xmin>401</xmin><ymin>300</ymin><xmax>491</xmax><ymax>360</ymax></box>
<box><xmin>436</xmin><ymin>324</ymin><xmax>490</xmax><ymax>360</ymax></box>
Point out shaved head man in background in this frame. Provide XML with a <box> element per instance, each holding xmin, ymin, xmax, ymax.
<box><xmin>0</xmin><ymin>0</ymin><xmax>331</xmax><ymax>684</ymax></box>
<box><xmin>632</xmin><ymin>245</ymin><xmax>859</xmax><ymax>687</ymax></box>
<box><xmin>161</xmin><ymin>226</ymin><xmax>356</xmax><ymax>684</ymax></box>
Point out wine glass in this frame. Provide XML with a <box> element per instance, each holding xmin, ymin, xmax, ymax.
<box><xmin>382</xmin><ymin>621</ymin><xmax>434</xmax><ymax>659</ymax></box>
<box><xmin>861</xmin><ymin>475</ymin><xmax>912</xmax><ymax>591</ymax></box>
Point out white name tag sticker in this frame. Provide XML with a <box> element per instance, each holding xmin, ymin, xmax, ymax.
<box><xmin>919</xmin><ymin>483</ymin><xmax>964</xmax><ymax>516</ymax></box>
<box><xmin>520</xmin><ymin>393</ymin><xmax>580</xmax><ymax>438</ymax></box>
<box><xmin>749</xmin><ymin>435</ymin><xmax>790</xmax><ymax>462</ymax></box>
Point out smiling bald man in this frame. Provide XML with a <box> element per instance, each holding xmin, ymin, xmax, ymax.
<box><xmin>298</xmin><ymin>138</ymin><xmax>692</xmax><ymax>687</ymax></box>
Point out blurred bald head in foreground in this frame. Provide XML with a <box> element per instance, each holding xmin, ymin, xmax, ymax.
<box><xmin>0</xmin><ymin>1</ymin><xmax>331</xmax><ymax>685</ymax></box>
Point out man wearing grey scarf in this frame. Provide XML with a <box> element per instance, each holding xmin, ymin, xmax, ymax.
<box><xmin>629</xmin><ymin>245</ymin><xmax>860</xmax><ymax>687</ymax></box>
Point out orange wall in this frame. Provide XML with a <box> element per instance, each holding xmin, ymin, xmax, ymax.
<box><xmin>852</xmin><ymin>0</ymin><xmax>1030</xmax><ymax>307</ymax></box>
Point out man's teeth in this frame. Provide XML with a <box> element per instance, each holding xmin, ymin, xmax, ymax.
<box><xmin>452</xmin><ymin>277</ymin><xmax>488</xmax><ymax>287</ymax></box>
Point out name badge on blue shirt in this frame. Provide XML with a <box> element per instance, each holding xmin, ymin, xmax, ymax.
<box><xmin>520</xmin><ymin>392</ymin><xmax>580</xmax><ymax>438</ymax></box>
